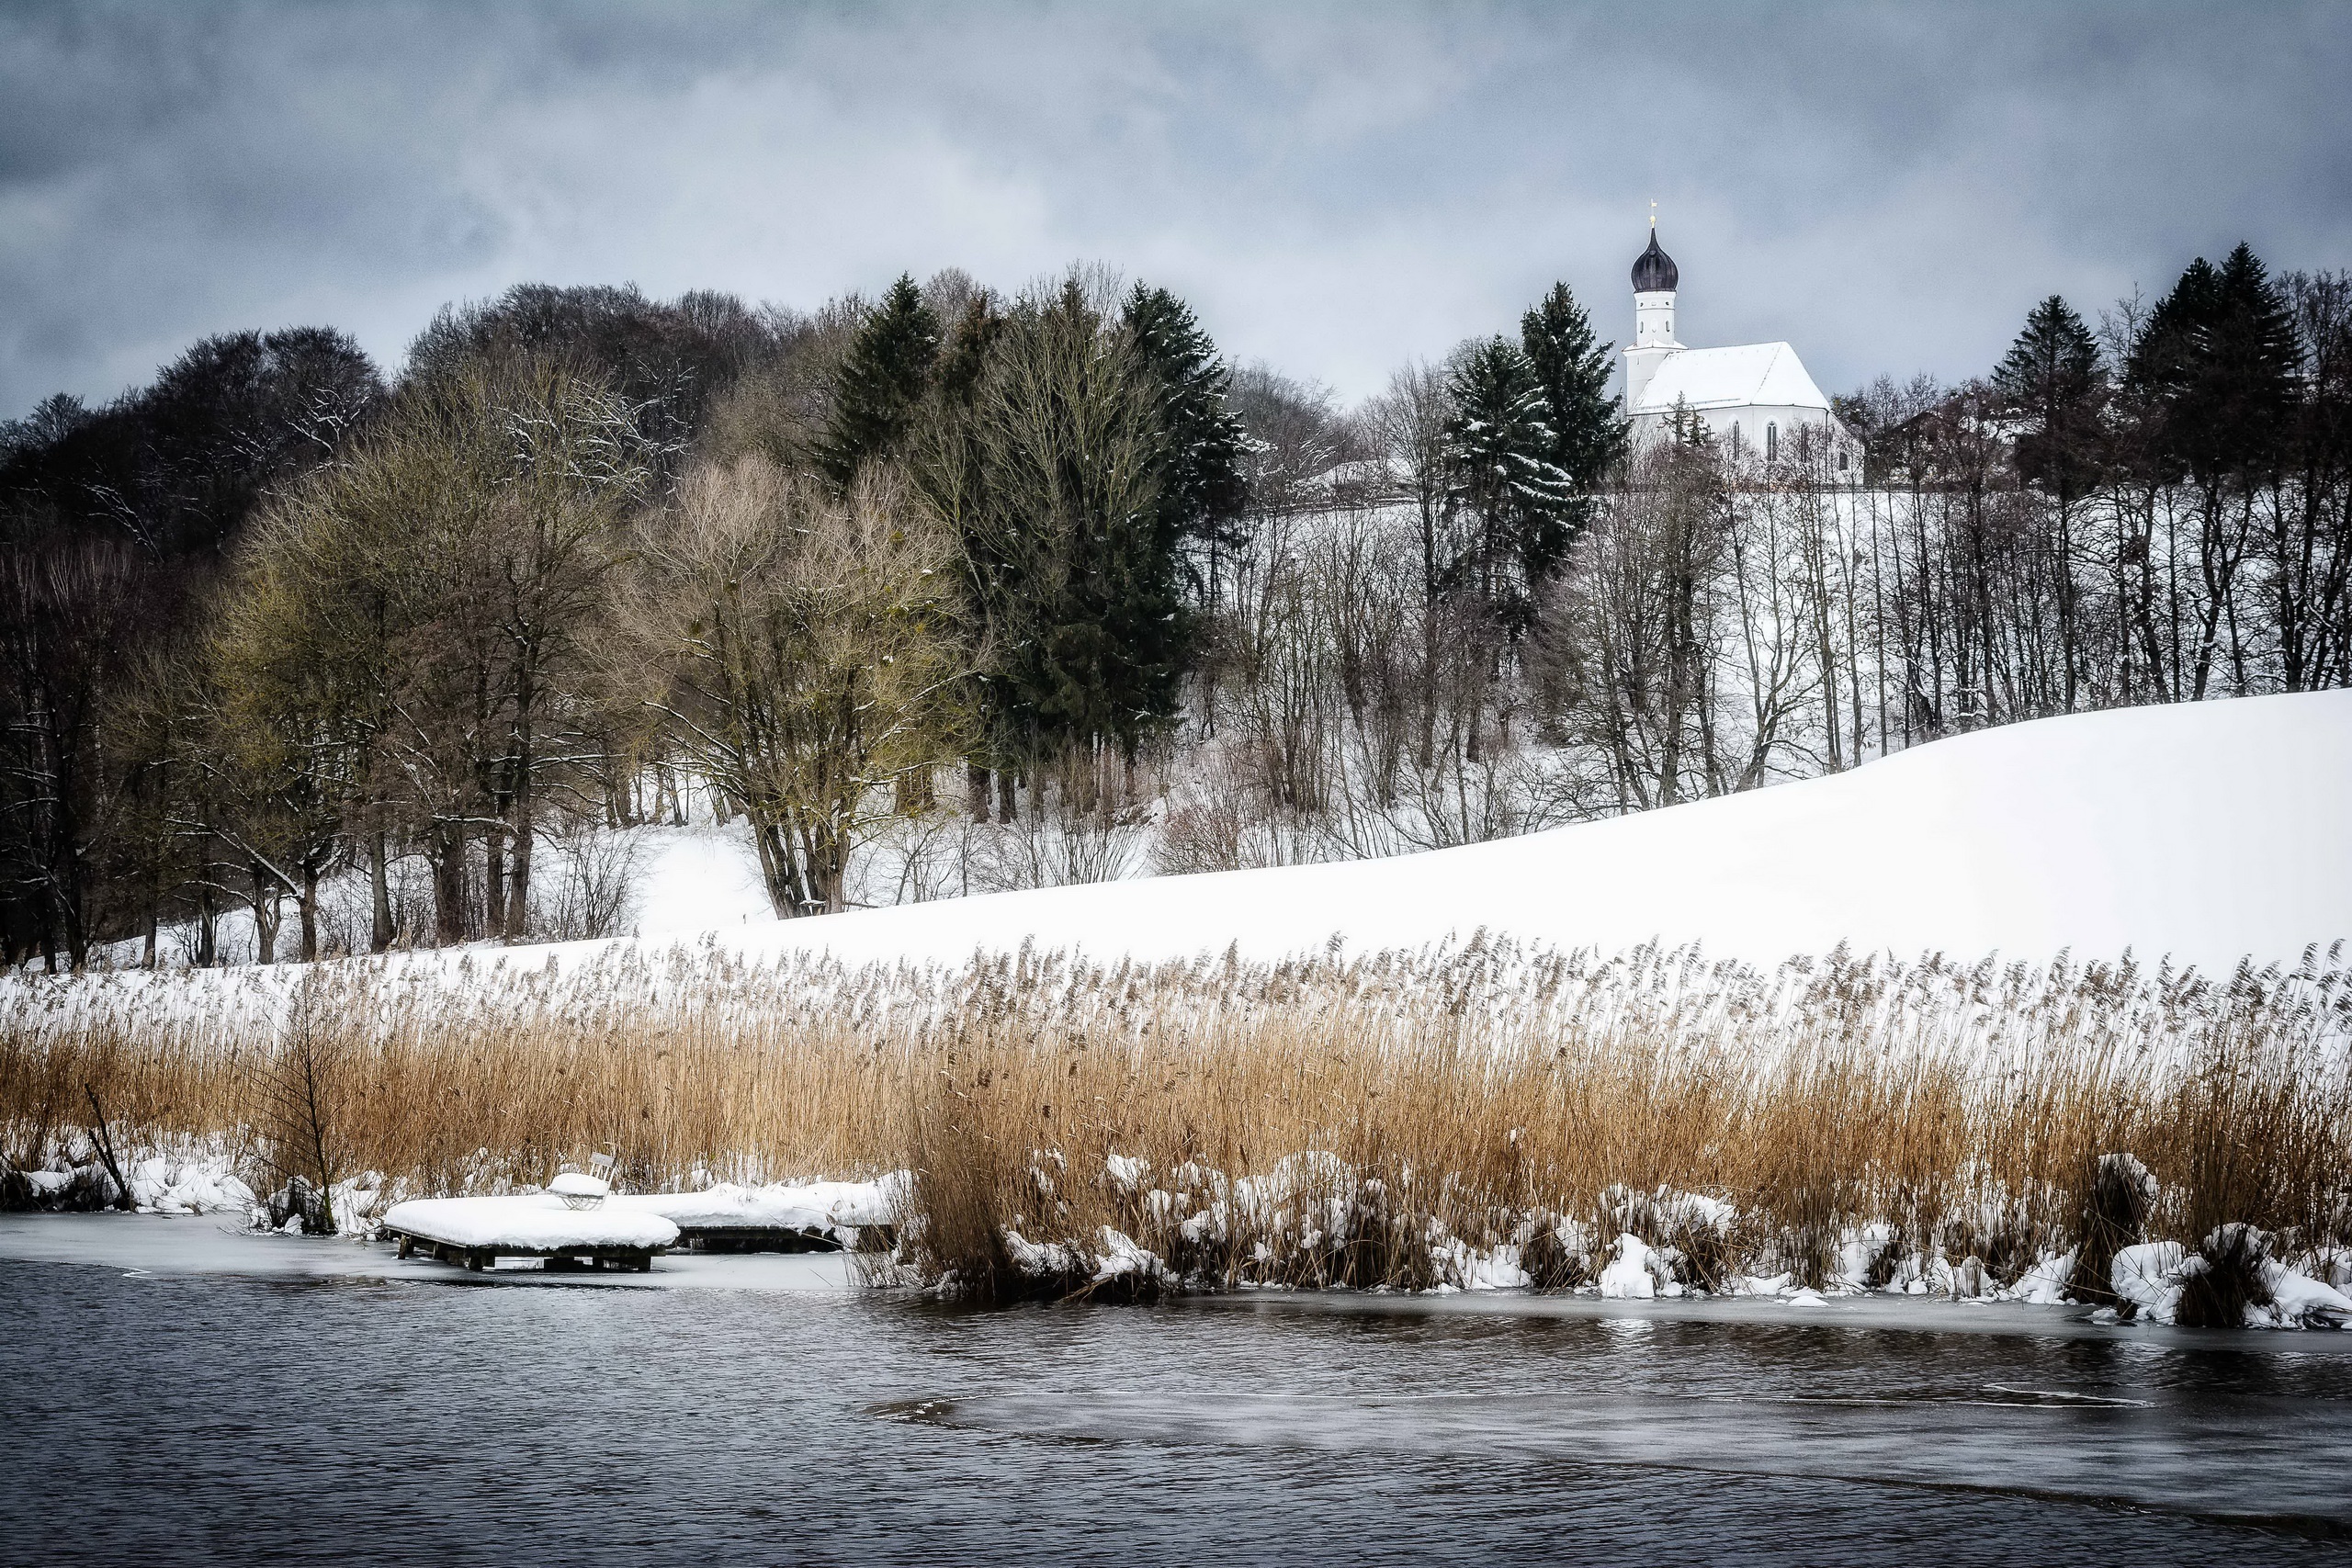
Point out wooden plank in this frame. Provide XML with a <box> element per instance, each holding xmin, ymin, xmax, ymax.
<box><xmin>381</xmin><ymin>1224</ymin><xmax>662</xmax><ymax>1273</ymax></box>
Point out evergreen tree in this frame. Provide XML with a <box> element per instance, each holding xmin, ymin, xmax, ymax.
<box><xmin>816</xmin><ymin>274</ymin><xmax>942</xmax><ymax>490</ymax></box>
<box><xmin>2129</xmin><ymin>244</ymin><xmax>2301</xmax><ymax>487</ymax></box>
<box><xmin>1520</xmin><ymin>281</ymin><xmax>1629</xmax><ymax>513</ymax></box>
<box><xmin>1994</xmin><ymin>295</ymin><xmax>2105</xmax><ymax>500</ymax></box>
<box><xmin>944</xmin><ymin>277</ymin><xmax>1186</xmax><ymax>765</ymax></box>
<box><xmin>933</xmin><ymin>294</ymin><xmax>1006</xmax><ymax>408</ymax></box>
<box><xmin>1994</xmin><ymin>295</ymin><xmax>2106</xmax><ymax>709</ymax></box>
<box><xmin>2126</xmin><ymin>243</ymin><xmax>2303</xmax><ymax>698</ymax></box>
<box><xmin>1120</xmin><ymin>283</ymin><xmax>1250</xmax><ymax>594</ymax></box>
<box><xmin>1442</xmin><ymin>336</ymin><xmax>1577</xmax><ymax>635</ymax></box>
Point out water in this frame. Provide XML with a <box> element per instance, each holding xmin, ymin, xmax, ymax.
<box><xmin>5</xmin><ymin>1215</ymin><xmax>2349</xmax><ymax>1564</ymax></box>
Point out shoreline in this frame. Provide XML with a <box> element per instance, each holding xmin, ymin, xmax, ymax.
<box><xmin>10</xmin><ymin>1212</ymin><xmax>2349</xmax><ymax>1353</ymax></box>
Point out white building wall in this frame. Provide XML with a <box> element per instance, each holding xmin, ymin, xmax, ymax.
<box><xmin>1630</xmin><ymin>402</ymin><xmax>1860</xmax><ymax>478</ymax></box>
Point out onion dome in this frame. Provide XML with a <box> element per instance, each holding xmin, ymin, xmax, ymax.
<box><xmin>1631</xmin><ymin>230</ymin><xmax>1678</xmax><ymax>293</ymax></box>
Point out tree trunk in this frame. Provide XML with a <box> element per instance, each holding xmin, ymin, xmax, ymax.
<box><xmin>967</xmin><ymin>761</ymin><xmax>991</xmax><ymax>823</ymax></box>
<box><xmin>483</xmin><ymin>825</ymin><xmax>506</xmax><ymax>941</ymax></box>
<box><xmin>749</xmin><ymin>818</ymin><xmax>809</xmax><ymax>918</ymax></box>
<box><xmin>197</xmin><ymin>886</ymin><xmax>218</xmax><ymax>968</ymax></box>
<box><xmin>433</xmin><ymin>828</ymin><xmax>468</xmax><ymax>946</ymax></box>
<box><xmin>369</xmin><ymin>827</ymin><xmax>393</xmax><ymax>953</ymax></box>
<box><xmin>505</xmin><ymin>784</ymin><xmax>534</xmax><ymax>946</ymax></box>
<box><xmin>300</xmin><ymin>864</ymin><xmax>320</xmax><ymax>963</ymax></box>
<box><xmin>252</xmin><ymin>865</ymin><xmax>282</xmax><ymax>965</ymax></box>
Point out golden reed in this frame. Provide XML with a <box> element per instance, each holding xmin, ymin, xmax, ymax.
<box><xmin>5</xmin><ymin>939</ymin><xmax>2346</xmax><ymax>1297</ymax></box>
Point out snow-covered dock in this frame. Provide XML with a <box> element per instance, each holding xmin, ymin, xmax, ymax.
<box><xmin>611</xmin><ymin>1176</ymin><xmax>906</xmax><ymax>1253</ymax></box>
<box><xmin>377</xmin><ymin>1177</ymin><xmax>902</xmax><ymax>1269</ymax></box>
<box><xmin>380</xmin><ymin>1193</ymin><xmax>681</xmax><ymax>1272</ymax></box>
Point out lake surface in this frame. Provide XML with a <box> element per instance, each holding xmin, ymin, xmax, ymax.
<box><xmin>5</xmin><ymin>1214</ymin><xmax>2349</xmax><ymax>1564</ymax></box>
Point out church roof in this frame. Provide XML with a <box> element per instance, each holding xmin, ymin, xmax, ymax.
<box><xmin>1631</xmin><ymin>231</ymin><xmax>1678</xmax><ymax>293</ymax></box>
<box><xmin>1631</xmin><ymin>343</ymin><xmax>1832</xmax><ymax>414</ymax></box>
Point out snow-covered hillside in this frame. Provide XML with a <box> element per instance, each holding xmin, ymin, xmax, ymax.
<box><xmin>33</xmin><ymin>692</ymin><xmax>2352</xmax><ymax>996</ymax></box>
<box><xmin>586</xmin><ymin>690</ymin><xmax>2352</xmax><ymax>976</ymax></box>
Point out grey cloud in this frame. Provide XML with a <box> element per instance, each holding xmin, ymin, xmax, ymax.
<box><xmin>2</xmin><ymin>0</ymin><xmax>2347</xmax><ymax>418</ymax></box>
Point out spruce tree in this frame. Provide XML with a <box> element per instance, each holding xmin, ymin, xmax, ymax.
<box><xmin>933</xmin><ymin>294</ymin><xmax>1005</xmax><ymax>408</ymax></box>
<box><xmin>1442</xmin><ymin>336</ymin><xmax>1577</xmax><ymax>635</ymax></box>
<box><xmin>2126</xmin><ymin>243</ymin><xmax>2302</xmax><ymax>697</ymax></box>
<box><xmin>816</xmin><ymin>274</ymin><xmax>942</xmax><ymax>491</ymax></box>
<box><xmin>1520</xmin><ymin>281</ymin><xmax>1629</xmax><ymax>513</ymax></box>
<box><xmin>1995</xmin><ymin>295</ymin><xmax>2106</xmax><ymax>709</ymax></box>
<box><xmin>1993</xmin><ymin>294</ymin><xmax>2105</xmax><ymax>502</ymax></box>
<box><xmin>2129</xmin><ymin>244</ymin><xmax>2301</xmax><ymax>487</ymax></box>
<box><xmin>1120</xmin><ymin>283</ymin><xmax>1250</xmax><ymax>592</ymax></box>
<box><xmin>956</xmin><ymin>278</ymin><xmax>1187</xmax><ymax>764</ymax></box>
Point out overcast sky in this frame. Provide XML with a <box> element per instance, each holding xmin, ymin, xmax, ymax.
<box><xmin>5</xmin><ymin>1</ymin><xmax>2349</xmax><ymax>421</ymax></box>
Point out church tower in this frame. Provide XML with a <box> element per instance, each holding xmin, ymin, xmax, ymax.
<box><xmin>1623</xmin><ymin>226</ymin><xmax>1681</xmax><ymax>412</ymax></box>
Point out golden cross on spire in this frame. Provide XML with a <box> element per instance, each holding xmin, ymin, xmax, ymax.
<box><xmin>1649</xmin><ymin>200</ymin><xmax>1657</xmax><ymax>229</ymax></box>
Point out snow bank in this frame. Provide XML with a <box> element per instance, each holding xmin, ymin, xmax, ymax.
<box><xmin>669</xmin><ymin>690</ymin><xmax>2352</xmax><ymax>973</ymax></box>
<box><xmin>2111</xmin><ymin>1235</ymin><xmax>2352</xmax><ymax>1327</ymax></box>
<box><xmin>123</xmin><ymin>1155</ymin><xmax>254</xmax><ymax>1216</ymax></box>
<box><xmin>1598</xmin><ymin>1233</ymin><xmax>1667</xmax><ymax>1299</ymax></box>
<box><xmin>381</xmin><ymin>1195</ymin><xmax>679</xmax><ymax>1251</ymax></box>
<box><xmin>14</xmin><ymin>694</ymin><xmax>2349</xmax><ymax>1031</ymax></box>
<box><xmin>4</xmin><ymin>1143</ymin><xmax>256</xmax><ymax>1217</ymax></box>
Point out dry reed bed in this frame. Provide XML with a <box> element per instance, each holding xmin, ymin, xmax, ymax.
<box><xmin>5</xmin><ymin>941</ymin><xmax>2349</xmax><ymax>1304</ymax></box>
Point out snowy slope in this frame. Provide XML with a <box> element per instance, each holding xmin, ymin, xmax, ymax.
<box><xmin>30</xmin><ymin>694</ymin><xmax>2352</xmax><ymax>1007</ymax></box>
<box><xmin>659</xmin><ymin>690</ymin><xmax>2352</xmax><ymax>975</ymax></box>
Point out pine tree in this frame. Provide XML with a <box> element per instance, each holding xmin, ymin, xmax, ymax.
<box><xmin>2130</xmin><ymin>244</ymin><xmax>2301</xmax><ymax>487</ymax></box>
<box><xmin>1442</xmin><ymin>336</ymin><xmax>1577</xmax><ymax>635</ymax></box>
<box><xmin>933</xmin><ymin>294</ymin><xmax>1005</xmax><ymax>408</ymax></box>
<box><xmin>1520</xmin><ymin>281</ymin><xmax>1629</xmax><ymax>511</ymax></box>
<box><xmin>1120</xmin><ymin>283</ymin><xmax>1250</xmax><ymax>596</ymax></box>
<box><xmin>2126</xmin><ymin>243</ymin><xmax>2303</xmax><ymax>697</ymax></box>
<box><xmin>1995</xmin><ymin>295</ymin><xmax>2105</xmax><ymax>497</ymax></box>
<box><xmin>816</xmin><ymin>275</ymin><xmax>942</xmax><ymax>491</ymax></box>
<box><xmin>951</xmin><ymin>278</ymin><xmax>1188</xmax><ymax>765</ymax></box>
<box><xmin>1994</xmin><ymin>295</ymin><xmax>2106</xmax><ymax>709</ymax></box>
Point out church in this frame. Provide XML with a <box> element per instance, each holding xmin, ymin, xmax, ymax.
<box><xmin>1621</xmin><ymin>226</ymin><xmax>1858</xmax><ymax>477</ymax></box>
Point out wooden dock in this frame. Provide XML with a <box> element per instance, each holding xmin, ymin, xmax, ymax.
<box><xmin>379</xmin><ymin>1193</ymin><xmax>680</xmax><ymax>1274</ymax></box>
<box><xmin>389</xmin><ymin>1229</ymin><xmax>659</xmax><ymax>1272</ymax></box>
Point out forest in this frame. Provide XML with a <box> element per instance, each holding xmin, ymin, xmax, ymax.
<box><xmin>2</xmin><ymin>243</ymin><xmax>2346</xmax><ymax>969</ymax></box>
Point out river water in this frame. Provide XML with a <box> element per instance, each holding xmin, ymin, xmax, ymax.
<box><xmin>4</xmin><ymin>1214</ymin><xmax>2348</xmax><ymax>1564</ymax></box>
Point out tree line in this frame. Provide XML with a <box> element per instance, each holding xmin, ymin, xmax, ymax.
<box><xmin>3</xmin><ymin>242</ymin><xmax>2345</xmax><ymax>968</ymax></box>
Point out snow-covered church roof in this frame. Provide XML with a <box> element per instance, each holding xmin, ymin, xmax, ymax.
<box><xmin>1631</xmin><ymin>342</ymin><xmax>1831</xmax><ymax>415</ymax></box>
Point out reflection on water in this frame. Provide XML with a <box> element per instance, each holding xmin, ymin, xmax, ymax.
<box><xmin>3</xmin><ymin>1219</ymin><xmax>2348</xmax><ymax>1564</ymax></box>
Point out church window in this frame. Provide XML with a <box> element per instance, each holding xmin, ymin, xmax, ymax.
<box><xmin>1766</xmin><ymin>422</ymin><xmax>1779</xmax><ymax>461</ymax></box>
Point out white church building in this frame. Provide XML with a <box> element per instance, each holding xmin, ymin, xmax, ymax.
<box><xmin>1622</xmin><ymin>227</ymin><xmax>1858</xmax><ymax>476</ymax></box>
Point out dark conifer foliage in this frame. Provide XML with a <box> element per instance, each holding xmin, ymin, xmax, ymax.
<box><xmin>1520</xmin><ymin>281</ymin><xmax>1629</xmax><ymax>506</ymax></box>
<box><xmin>1121</xmin><ymin>283</ymin><xmax>1250</xmax><ymax>581</ymax></box>
<box><xmin>816</xmin><ymin>274</ymin><xmax>943</xmax><ymax>491</ymax></box>
<box><xmin>2130</xmin><ymin>244</ymin><xmax>2303</xmax><ymax>487</ymax></box>
<box><xmin>1994</xmin><ymin>295</ymin><xmax>2106</xmax><ymax>502</ymax></box>
<box><xmin>978</xmin><ymin>278</ymin><xmax>1185</xmax><ymax>760</ymax></box>
<box><xmin>1442</xmin><ymin>335</ymin><xmax>1576</xmax><ymax>635</ymax></box>
<box><xmin>933</xmin><ymin>294</ymin><xmax>1006</xmax><ymax>409</ymax></box>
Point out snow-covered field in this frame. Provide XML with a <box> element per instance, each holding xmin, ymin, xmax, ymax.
<box><xmin>376</xmin><ymin>689</ymin><xmax>2352</xmax><ymax>980</ymax></box>
<box><xmin>33</xmin><ymin>690</ymin><xmax>2350</xmax><ymax>1001</ymax></box>
<box><xmin>16</xmin><ymin>691</ymin><xmax>2349</xmax><ymax>1023</ymax></box>
<box><xmin>686</xmin><ymin>690</ymin><xmax>2351</xmax><ymax>974</ymax></box>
